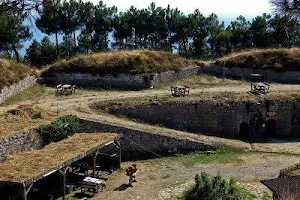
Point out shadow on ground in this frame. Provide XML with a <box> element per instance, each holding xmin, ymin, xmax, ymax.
<box><xmin>114</xmin><ymin>183</ymin><xmax>132</xmax><ymax>191</ymax></box>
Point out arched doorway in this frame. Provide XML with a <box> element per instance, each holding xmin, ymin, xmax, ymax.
<box><xmin>266</xmin><ymin>119</ymin><xmax>277</xmax><ymax>137</ymax></box>
<box><xmin>240</xmin><ymin>122</ymin><xmax>249</xmax><ymax>138</ymax></box>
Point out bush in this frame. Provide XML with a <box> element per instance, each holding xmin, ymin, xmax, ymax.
<box><xmin>39</xmin><ymin>115</ymin><xmax>82</xmax><ymax>144</ymax></box>
<box><xmin>183</xmin><ymin>172</ymin><xmax>247</xmax><ymax>200</ymax></box>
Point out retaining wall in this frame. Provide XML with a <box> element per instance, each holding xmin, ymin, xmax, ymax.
<box><xmin>0</xmin><ymin>130</ymin><xmax>43</xmax><ymax>162</ymax></box>
<box><xmin>112</xmin><ymin>100</ymin><xmax>299</xmax><ymax>139</ymax></box>
<box><xmin>199</xmin><ymin>65</ymin><xmax>300</xmax><ymax>83</ymax></box>
<box><xmin>0</xmin><ymin>117</ymin><xmax>213</xmax><ymax>162</ymax></box>
<box><xmin>80</xmin><ymin>118</ymin><xmax>214</xmax><ymax>160</ymax></box>
<box><xmin>42</xmin><ymin>66</ymin><xmax>200</xmax><ymax>90</ymax></box>
<box><xmin>0</xmin><ymin>76</ymin><xmax>37</xmax><ymax>103</ymax></box>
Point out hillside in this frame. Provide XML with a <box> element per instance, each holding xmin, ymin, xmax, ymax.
<box><xmin>0</xmin><ymin>59</ymin><xmax>33</xmax><ymax>89</ymax></box>
<box><xmin>41</xmin><ymin>50</ymin><xmax>205</xmax><ymax>76</ymax></box>
<box><xmin>216</xmin><ymin>48</ymin><xmax>300</xmax><ymax>71</ymax></box>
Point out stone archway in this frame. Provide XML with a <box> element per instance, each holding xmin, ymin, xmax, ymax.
<box><xmin>266</xmin><ymin>119</ymin><xmax>277</xmax><ymax>137</ymax></box>
<box><xmin>239</xmin><ymin>122</ymin><xmax>249</xmax><ymax>138</ymax></box>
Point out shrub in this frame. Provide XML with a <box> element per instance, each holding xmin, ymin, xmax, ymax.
<box><xmin>39</xmin><ymin>115</ymin><xmax>82</xmax><ymax>144</ymax></box>
<box><xmin>183</xmin><ymin>172</ymin><xmax>247</xmax><ymax>200</ymax></box>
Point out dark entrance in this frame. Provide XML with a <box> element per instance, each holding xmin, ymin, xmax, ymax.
<box><xmin>266</xmin><ymin>119</ymin><xmax>277</xmax><ymax>137</ymax></box>
<box><xmin>239</xmin><ymin>122</ymin><xmax>249</xmax><ymax>138</ymax></box>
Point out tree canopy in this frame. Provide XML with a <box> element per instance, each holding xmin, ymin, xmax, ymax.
<box><xmin>1</xmin><ymin>0</ymin><xmax>300</xmax><ymax>65</ymax></box>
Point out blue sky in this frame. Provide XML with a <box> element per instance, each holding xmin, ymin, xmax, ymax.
<box><xmin>21</xmin><ymin>0</ymin><xmax>272</xmax><ymax>55</ymax></box>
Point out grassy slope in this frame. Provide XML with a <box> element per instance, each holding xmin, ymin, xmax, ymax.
<box><xmin>0</xmin><ymin>59</ymin><xmax>34</xmax><ymax>89</ymax></box>
<box><xmin>42</xmin><ymin>50</ymin><xmax>205</xmax><ymax>76</ymax></box>
<box><xmin>216</xmin><ymin>48</ymin><xmax>300</xmax><ymax>71</ymax></box>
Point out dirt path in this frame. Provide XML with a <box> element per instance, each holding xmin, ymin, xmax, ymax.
<box><xmin>90</xmin><ymin>153</ymin><xmax>300</xmax><ymax>200</ymax></box>
<box><xmin>2</xmin><ymin>83</ymin><xmax>300</xmax><ymax>153</ymax></box>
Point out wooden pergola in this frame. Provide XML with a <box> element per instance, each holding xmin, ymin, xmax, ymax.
<box><xmin>0</xmin><ymin>133</ymin><xmax>122</xmax><ymax>200</ymax></box>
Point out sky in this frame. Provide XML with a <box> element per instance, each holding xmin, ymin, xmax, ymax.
<box><xmin>21</xmin><ymin>0</ymin><xmax>273</xmax><ymax>55</ymax></box>
<box><xmin>90</xmin><ymin>0</ymin><xmax>272</xmax><ymax>17</ymax></box>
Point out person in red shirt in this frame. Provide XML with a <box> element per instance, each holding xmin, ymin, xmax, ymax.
<box><xmin>126</xmin><ymin>164</ymin><xmax>138</xmax><ymax>186</ymax></box>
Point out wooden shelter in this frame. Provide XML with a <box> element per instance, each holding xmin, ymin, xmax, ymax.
<box><xmin>261</xmin><ymin>175</ymin><xmax>300</xmax><ymax>200</ymax></box>
<box><xmin>0</xmin><ymin>133</ymin><xmax>121</xmax><ymax>200</ymax></box>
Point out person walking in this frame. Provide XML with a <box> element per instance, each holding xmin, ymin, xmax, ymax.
<box><xmin>126</xmin><ymin>164</ymin><xmax>138</xmax><ymax>186</ymax></box>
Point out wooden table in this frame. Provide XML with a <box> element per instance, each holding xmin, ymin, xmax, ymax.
<box><xmin>57</xmin><ymin>84</ymin><xmax>76</xmax><ymax>95</ymax></box>
<box><xmin>170</xmin><ymin>85</ymin><xmax>190</xmax><ymax>97</ymax></box>
<box><xmin>80</xmin><ymin>177</ymin><xmax>106</xmax><ymax>194</ymax></box>
<box><xmin>251</xmin><ymin>82</ymin><xmax>270</xmax><ymax>94</ymax></box>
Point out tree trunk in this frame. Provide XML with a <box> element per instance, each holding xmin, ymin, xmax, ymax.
<box><xmin>73</xmin><ymin>31</ymin><xmax>76</xmax><ymax>47</ymax></box>
<box><xmin>11</xmin><ymin>43</ymin><xmax>20</xmax><ymax>63</ymax></box>
<box><xmin>55</xmin><ymin>31</ymin><xmax>59</xmax><ymax>56</ymax></box>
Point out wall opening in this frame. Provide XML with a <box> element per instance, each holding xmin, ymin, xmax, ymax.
<box><xmin>266</xmin><ymin>119</ymin><xmax>277</xmax><ymax>137</ymax></box>
<box><xmin>239</xmin><ymin>122</ymin><xmax>249</xmax><ymax>138</ymax></box>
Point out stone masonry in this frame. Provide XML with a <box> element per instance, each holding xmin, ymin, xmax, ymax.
<box><xmin>0</xmin><ymin>76</ymin><xmax>37</xmax><ymax>103</ymax></box>
<box><xmin>113</xmin><ymin>99</ymin><xmax>300</xmax><ymax>139</ymax></box>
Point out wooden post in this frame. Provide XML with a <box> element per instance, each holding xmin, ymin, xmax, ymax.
<box><xmin>92</xmin><ymin>150</ymin><xmax>99</xmax><ymax>176</ymax></box>
<box><xmin>116</xmin><ymin>140</ymin><xmax>121</xmax><ymax>169</ymax></box>
<box><xmin>21</xmin><ymin>186</ymin><xmax>27</xmax><ymax>200</ymax></box>
<box><xmin>59</xmin><ymin>168</ymin><xmax>67</xmax><ymax>200</ymax></box>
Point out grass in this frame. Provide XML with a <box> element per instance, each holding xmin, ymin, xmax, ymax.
<box><xmin>173</xmin><ymin>147</ymin><xmax>247</xmax><ymax>166</ymax></box>
<box><xmin>0</xmin><ymin>59</ymin><xmax>34</xmax><ymax>89</ymax></box>
<box><xmin>42</xmin><ymin>50</ymin><xmax>205</xmax><ymax>76</ymax></box>
<box><xmin>156</xmin><ymin>74</ymin><xmax>245</xmax><ymax>89</ymax></box>
<box><xmin>0</xmin><ymin>84</ymin><xmax>47</xmax><ymax>106</ymax></box>
<box><xmin>216</xmin><ymin>48</ymin><xmax>300</xmax><ymax>71</ymax></box>
<box><xmin>0</xmin><ymin>105</ymin><xmax>60</xmax><ymax>138</ymax></box>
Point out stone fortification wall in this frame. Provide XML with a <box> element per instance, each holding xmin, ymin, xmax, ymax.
<box><xmin>0</xmin><ymin>76</ymin><xmax>37</xmax><ymax>103</ymax></box>
<box><xmin>42</xmin><ymin>66</ymin><xmax>200</xmax><ymax>90</ymax></box>
<box><xmin>0</xmin><ymin>130</ymin><xmax>42</xmax><ymax>162</ymax></box>
<box><xmin>112</xmin><ymin>100</ymin><xmax>299</xmax><ymax>139</ymax></box>
<box><xmin>80</xmin><ymin>118</ymin><xmax>214</xmax><ymax>160</ymax></box>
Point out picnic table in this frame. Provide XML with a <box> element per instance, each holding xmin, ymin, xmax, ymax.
<box><xmin>249</xmin><ymin>74</ymin><xmax>270</xmax><ymax>94</ymax></box>
<box><xmin>56</xmin><ymin>84</ymin><xmax>76</xmax><ymax>95</ymax></box>
<box><xmin>251</xmin><ymin>82</ymin><xmax>270</xmax><ymax>94</ymax></box>
<box><xmin>170</xmin><ymin>85</ymin><xmax>190</xmax><ymax>97</ymax></box>
<box><xmin>80</xmin><ymin>177</ymin><xmax>106</xmax><ymax>194</ymax></box>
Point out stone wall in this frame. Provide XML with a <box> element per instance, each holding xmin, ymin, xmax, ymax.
<box><xmin>42</xmin><ymin>66</ymin><xmax>200</xmax><ymax>90</ymax></box>
<box><xmin>0</xmin><ymin>130</ymin><xmax>43</xmax><ymax>162</ymax></box>
<box><xmin>80</xmin><ymin>118</ymin><xmax>214</xmax><ymax>160</ymax></box>
<box><xmin>199</xmin><ymin>65</ymin><xmax>300</xmax><ymax>83</ymax></box>
<box><xmin>0</xmin><ymin>76</ymin><xmax>37</xmax><ymax>103</ymax></box>
<box><xmin>112</xmin><ymin>100</ymin><xmax>300</xmax><ymax>139</ymax></box>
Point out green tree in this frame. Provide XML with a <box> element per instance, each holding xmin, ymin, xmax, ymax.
<box><xmin>228</xmin><ymin>16</ymin><xmax>252</xmax><ymax>51</ymax></box>
<box><xmin>60</xmin><ymin>0</ymin><xmax>82</xmax><ymax>47</ymax></box>
<box><xmin>269</xmin><ymin>14</ymin><xmax>300</xmax><ymax>47</ymax></box>
<box><xmin>60</xmin><ymin>34</ymin><xmax>76</xmax><ymax>58</ymax></box>
<box><xmin>250</xmin><ymin>13</ymin><xmax>272</xmax><ymax>48</ymax></box>
<box><xmin>270</xmin><ymin>0</ymin><xmax>300</xmax><ymax>18</ymax></box>
<box><xmin>25</xmin><ymin>39</ymin><xmax>42</xmax><ymax>66</ymax></box>
<box><xmin>36</xmin><ymin>0</ymin><xmax>62</xmax><ymax>55</ymax></box>
<box><xmin>0</xmin><ymin>11</ymin><xmax>31</xmax><ymax>62</ymax></box>
<box><xmin>40</xmin><ymin>36</ymin><xmax>57</xmax><ymax>65</ymax></box>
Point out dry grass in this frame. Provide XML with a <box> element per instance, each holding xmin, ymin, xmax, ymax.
<box><xmin>42</xmin><ymin>50</ymin><xmax>205</xmax><ymax>76</ymax></box>
<box><xmin>0</xmin><ymin>84</ymin><xmax>47</xmax><ymax>106</ymax></box>
<box><xmin>0</xmin><ymin>132</ymin><xmax>117</xmax><ymax>183</ymax></box>
<box><xmin>0</xmin><ymin>105</ymin><xmax>60</xmax><ymax>138</ymax></box>
<box><xmin>0</xmin><ymin>59</ymin><xmax>34</xmax><ymax>89</ymax></box>
<box><xmin>156</xmin><ymin>74</ymin><xmax>246</xmax><ymax>89</ymax></box>
<box><xmin>91</xmin><ymin>91</ymin><xmax>300</xmax><ymax>114</ymax></box>
<box><xmin>216</xmin><ymin>48</ymin><xmax>300</xmax><ymax>71</ymax></box>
